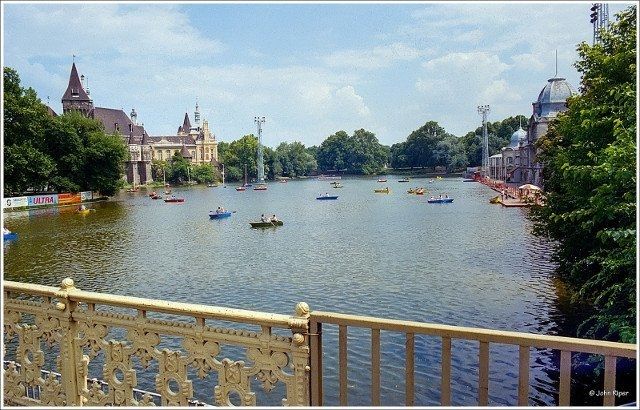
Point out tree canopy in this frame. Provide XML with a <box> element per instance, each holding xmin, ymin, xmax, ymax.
<box><xmin>3</xmin><ymin>67</ymin><xmax>127</xmax><ymax>196</ymax></box>
<box><xmin>531</xmin><ymin>6</ymin><xmax>636</xmax><ymax>342</ymax></box>
<box><xmin>316</xmin><ymin>129</ymin><xmax>388</xmax><ymax>174</ymax></box>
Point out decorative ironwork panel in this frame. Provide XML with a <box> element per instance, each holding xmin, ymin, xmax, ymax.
<box><xmin>3</xmin><ymin>278</ymin><xmax>311</xmax><ymax>406</ymax></box>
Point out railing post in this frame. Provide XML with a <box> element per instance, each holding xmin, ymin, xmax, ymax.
<box><xmin>309</xmin><ymin>316</ymin><xmax>323</xmax><ymax>406</ymax></box>
<box><xmin>289</xmin><ymin>302</ymin><xmax>311</xmax><ymax>406</ymax></box>
<box><xmin>55</xmin><ymin>278</ymin><xmax>85</xmax><ymax>406</ymax></box>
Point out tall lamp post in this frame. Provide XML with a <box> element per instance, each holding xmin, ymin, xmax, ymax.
<box><xmin>477</xmin><ymin>105</ymin><xmax>490</xmax><ymax>179</ymax></box>
<box><xmin>254</xmin><ymin>116</ymin><xmax>265</xmax><ymax>183</ymax></box>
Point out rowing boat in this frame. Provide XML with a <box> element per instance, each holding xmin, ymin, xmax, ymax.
<box><xmin>250</xmin><ymin>220</ymin><xmax>284</xmax><ymax>228</ymax></box>
<box><xmin>427</xmin><ymin>198</ymin><xmax>453</xmax><ymax>203</ymax></box>
<box><xmin>209</xmin><ymin>211</ymin><xmax>232</xmax><ymax>219</ymax></box>
<box><xmin>164</xmin><ymin>197</ymin><xmax>185</xmax><ymax>203</ymax></box>
<box><xmin>3</xmin><ymin>232</ymin><xmax>18</xmax><ymax>241</ymax></box>
<box><xmin>374</xmin><ymin>188</ymin><xmax>390</xmax><ymax>193</ymax></box>
<box><xmin>316</xmin><ymin>195</ymin><xmax>338</xmax><ymax>200</ymax></box>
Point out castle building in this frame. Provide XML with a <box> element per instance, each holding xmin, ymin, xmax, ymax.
<box><xmin>146</xmin><ymin>102</ymin><xmax>219</xmax><ymax>167</ymax></box>
<box><xmin>490</xmin><ymin>75</ymin><xmax>576</xmax><ymax>186</ymax></box>
<box><xmin>61</xmin><ymin>62</ymin><xmax>152</xmax><ymax>185</ymax></box>
<box><xmin>61</xmin><ymin>63</ymin><xmax>220</xmax><ymax>185</ymax></box>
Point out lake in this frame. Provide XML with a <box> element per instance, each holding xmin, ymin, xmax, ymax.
<box><xmin>3</xmin><ymin>176</ymin><xmax>566</xmax><ymax>405</ymax></box>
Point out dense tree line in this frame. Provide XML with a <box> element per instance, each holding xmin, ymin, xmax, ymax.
<box><xmin>316</xmin><ymin>129</ymin><xmax>389</xmax><ymax>174</ymax></box>
<box><xmin>151</xmin><ymin>156</ymin><xmax>219</xmax><ymax>185</ymax></box>
<box><xmin>217</xmin><ymin>135</ymin><xmax>317</xmax><ymax>181</ymax></box>
<box><xmin>531</xmin><ymin>6</ymin><xmax>636</xmax><ymax>342</ymax></box>
<box><xmin>3</xmin><ymin>67</ymin><xmax>127</xmax><ymax>196</ymax></box>
<box><xmin>390</xmin><ymin>116</ymin><xmax>528</xmax><ymax>171</ymax></box>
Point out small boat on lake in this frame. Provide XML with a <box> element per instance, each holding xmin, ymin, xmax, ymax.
<box><xmin>377</xmin><ymin>178</ymin><xmax>387</xmax><ymax>182</ymax></box>
<box><xmin>318</xmin><ymin>175</ymin><xmax>341</xmax><ymax>180</ymax></box>
<box><xmin>150</xmin><ymin>194</ymin><xmax>161</xmax><ymax>199</ymax></box>
<box><xmin>3</xmin><ymin>231</ymin><xmax>17</xmax><ymax>241</ymax></box>
<box><xmin>149</xmin><ymin>191</ymin><xmax>158</xmax><ymax>197</ymax></box>
<box><xmin>398</xmin><ymin>178</ymin><xmax>410</xmax><ymax>182</ymax></box>
<box><xmin>317</xmin><ymin>195</ymin><xmax>338</xmax><ymax>200</ymax></box>
<box><xmin>209</xmin><ymin>211</ymin><xmax>232</xmax><ymax>219</ymax></box>
<box><xmin>250</xmin><ymin>220</ymin><xmax>284</xmax><ymax>228</ymax></box>
<box><xmin>332</xmin><ymin>184</ymin><xmax>343</xmax><ymax>188</ymax></box>
<box><xmin>77</xmin><ymin>209</ymin><xmax>91</xmax><ymax>215</ymax></box>
<box><xmin>236</xmin><ymin>186</ymin><xmax>246</xmax><ymax>191</ymax></box>
<box><xmin>254</xmin><ymin>184</ymin><xmax>267</xmax><ymax>191</ymax></box>
<box><xmin>427</xmin><ymin>197</ymin><xmax>453</xmax><ymax>203</ymax></box>
<box><xmin>374</xmin><ymin>187</ymin><xmax>390</xmax><ymax>194</ymax></box>
<box><xmin>164</xmin><ymin>196</ymin><xmax>185</xmax><ymax>203</ymax></box>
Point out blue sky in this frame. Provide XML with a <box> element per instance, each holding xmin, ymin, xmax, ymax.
<box><xmin>2</xmin><ymin>2</ymin><xmax>634</xmax><ymax>147</ymax></box>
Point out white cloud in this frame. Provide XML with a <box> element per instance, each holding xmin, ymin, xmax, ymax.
<box><xmin>478</xmin><ymin>80</ymin><xmax>522</xmax><ymax>104</ymax></box>
<box><xmin>325</xmin><ymin>42</ymin><xmax>427</xmax><ymax>69</ymax></box>
<box><xmin>4</xmin><ymin>4</ymin><xmax>223</xmax><ymax>60</ymax></box>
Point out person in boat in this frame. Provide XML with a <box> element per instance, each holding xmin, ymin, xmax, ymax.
<box><xmin>171</xmin><ymin>195</ymin><xmax>176</xmax><ymax>199</ymax></box>
<box><xmin>3</xmin><ymin>227</ymin><xmax>10</xmax><ymax>235</ymax></box>
<box><xmin>270</xmin><ymin>214</ymin><xmax>278</xmax><ymax>222</ymax></box>
<box><xmin>260</xmin><ymin>214</ymin><xmax>268</xmax><ymax>222</ymax></box>
<box><xmin>445</xmin><ymin>194</ymin><xmax>449</xmax><ymax>198</ymax></box>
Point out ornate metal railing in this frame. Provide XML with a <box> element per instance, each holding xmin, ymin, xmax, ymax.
<box><xmin>308</xmin><ymin>311</ymin><xmax>637</xmax><ymax>406</ymax></box>
<box><xmin>3</xmin><ymin>279</ymin><xmax>310</xmax><ymax>406</ymax></box>
<box><xmin>3</xmin><ymin>279</ymin><xmax>637</xmax><ymax>406</ymax></box>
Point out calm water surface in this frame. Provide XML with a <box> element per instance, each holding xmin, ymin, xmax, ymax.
<box><xmin>4</xmin><ymin>176</ymin><xmax>565</xmax><ymax>405</ymax></box>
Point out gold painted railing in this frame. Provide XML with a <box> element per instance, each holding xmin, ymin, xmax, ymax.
<box><xmin>3</xmin><ymin>278</ymin><xmax>310</xmax><ymax>406</ymax></box>
<box><xmin>308</xmin><ymin>311</ymin><xmax>637</xmax><ymax>406</ymax></box>
<box><xmin>3</xmin><ymin>279</ymin><xmax>637</xmax><ymax>406</ymax></box>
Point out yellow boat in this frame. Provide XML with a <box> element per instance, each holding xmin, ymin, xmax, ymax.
<box><xmin>77</xmin><ymin>209</ymin><xmax>91</xmax><ymax>215</ymax></box>
<box><xmin>374</xmin><ymin>187</ymin><xmax>390</xmax><ymax>194</ymax></box>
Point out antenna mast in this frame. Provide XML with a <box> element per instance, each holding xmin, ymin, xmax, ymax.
<box><xmin>590</xmin><ymin>3</ymin><xmax>609</xmax><ymax>45</ymax></box>
<box><xmin>477</xmin><ymin>105</ymin><xmax>490</xmax><ymax>179</ymax></box>
<box><xmin>254</xmin><ymin>116</ymin><xmax>266</xmax><ymax>183</ymax></box>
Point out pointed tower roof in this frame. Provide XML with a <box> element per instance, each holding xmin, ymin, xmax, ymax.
<box><xmin>180</xmin><ymin>142</ymin><xmax>192</xmax><ymax>158</ymax></box>
<box><xmin>181</xmin><ymin>112</ymin><xmax>192</xmax><ymax>133</ymax></box>
<box><xmin>62</xmin><ymin>63</ymin><xmax>91</xmax><ymax>102</ymax></box>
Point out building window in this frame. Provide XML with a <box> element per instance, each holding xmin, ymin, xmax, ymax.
<box><xmin>71</xmin><ymin>88</ymin><xmax>79</xmax><ymax>97</ymax></box>
<box><xmin>114</xmin><ymin>123</ymin><xmax>120</xmax><ymax>132</ymax></box>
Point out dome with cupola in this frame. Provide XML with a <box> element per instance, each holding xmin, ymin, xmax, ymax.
<box><xmin>508</xmin><ymin>126</ymin><xmax>527</xmax><ymax>147</ymax></box>
<box><xmin>533</xmin><ymin>77</ymin><xmax>576</xmax><ymax>118</ymax></box>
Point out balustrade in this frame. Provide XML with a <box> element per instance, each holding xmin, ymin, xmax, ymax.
<box><xmin>3</xmin><ymin>279</ymin><xmax>637</xmax><ymax>406</ymax></box>
<box><xmin>3</xmin><ymin>278</ymin><xmax>310</xmax><ymax>406</ymax></box>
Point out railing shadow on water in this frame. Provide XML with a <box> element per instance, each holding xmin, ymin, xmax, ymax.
<box><xmin>3</xmin><ymin>278</ymin><xmax>637</xmax><ymax>406</ymax></box>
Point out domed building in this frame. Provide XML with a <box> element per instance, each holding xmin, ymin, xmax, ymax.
<box><xmin>497</xmin><ymin>124</ymin><xmax>527</xmax><ymax>182</ymax></box>
<box><xmin>495</xmin><ymin>76</ymin><xmax>576</xmax><ymax>186</ymax></box>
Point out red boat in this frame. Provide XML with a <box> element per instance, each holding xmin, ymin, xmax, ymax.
<box><xmin>150</xmin><ymin>194</ymin><xmax>161</xmax><ymax>199</ymax></box>
<box><xmin>164</xmin><ymin>196</ymin><xmax>185</xmax><ymax>203</ymax></box>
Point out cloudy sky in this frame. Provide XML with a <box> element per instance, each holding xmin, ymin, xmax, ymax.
<box><xmin>2</xmin><ymin>2</ymin><xmax>633</xmax><ymax>147</ymax></box>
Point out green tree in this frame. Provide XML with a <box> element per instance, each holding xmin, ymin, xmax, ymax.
<box><xmin>83</xmin><ymin>131</ymin><xmax>127</xmax><ymax>195</ymax></box>
<box><xmin>192</xmin><ymin>163</ymin><xmax>217</xmax><ymax>184</ymax></box>
<box><xmin>276</xmin><ymin>141</ymin><xmax>318</xmax><ymax>177</ymax></box>
<box><xmin>531</xmin><ymin>6</ymin><xmax>636</xmax><ymax>342</ymax></box>
<box><xmin>4</xmin><ymin>67</ymin><xmax>127</xmax><ymax>196</ymax></box>
<box><xmin>317</xmin><ymin>129</ymin><xmax>387</xmax><ymax>174</ymax></box>
<box><xmin>167</xmin><ymin>153</ymin><xmax>191</xmax><ymax>184</ymax></box>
